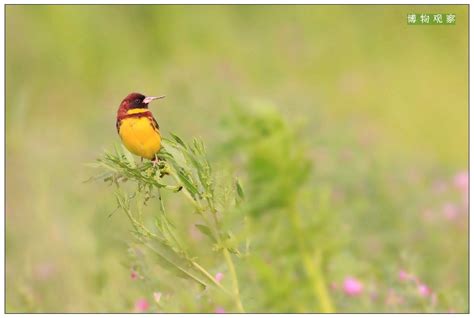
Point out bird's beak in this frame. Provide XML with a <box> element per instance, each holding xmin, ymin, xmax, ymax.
<box><xmin>143</xmin><ymin>95</ymin><xmax>165</xmax><ymax>104</ymax></box>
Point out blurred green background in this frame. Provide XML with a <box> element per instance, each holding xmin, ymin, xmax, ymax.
<box><xmin>6</xmin><ymin>5</ymin><xmax>468</xmax><ymax>313</ymax></box>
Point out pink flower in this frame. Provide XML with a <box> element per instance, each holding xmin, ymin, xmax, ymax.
<box><xmin>443</xmin><ymin>203</ymin><xmax>459</xmax><ymax>220</ymax></box>
<box><xmin>343</xmin><ymin>277</ymin><xmax>364</xmax><ymax>296</ymax></box>
<box><xmin>398</xmin><ymin>270</ymin><xmax>412</xmax><ymax>282</ymax></box>
<box><xmin>454</xmin><ymin>171</ymin><xmax>468</xmax><ymax>193</ymax></box>
<box><xmin>418</xmin><ymin>283</ymin><xmax>431</xmax><ymax>297</ymax></box>
<box><xmin>215</xmin><ymin>272</ymin><xmax>224</xmax><ymax>283</ymax></box>
<box><xmin>134</xmin><ymin>298</ymin><xmax>149</xmax><ymax>312</ymax></box>
<box><xmin>215</xmin><ymin>307</ymin><xmax>225</xmax><ymax>313</ymax></box>
<box><xmin>130</xmin><ymin>270</ymin><xmax>138</xmax><ymax>280</ymax></box>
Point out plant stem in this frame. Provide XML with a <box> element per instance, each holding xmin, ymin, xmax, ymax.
<box><xmin>313</xmin><ymin>249</ymin><xmax>333</xmax><ymax>313</ymax></box>
<box><xmin>209</xmin><ymin>212</ymin><xmax>245</xmax><ymax>313</ymax></box>
<box><xmin>136</xmin><ymin>191</ymin><xmax>144</xmax><ymax>223</ymax></box>
<box><xmin>156</xmin><ymin>188</ymin><xmax>186</xmax><ymax>252</ymax></box>
<box><xmin>118</xmin><ymin>189</ymin><xmax>231</xmax><ymax>298</ymax></box>
<box><xmin>168</xmin><ymin>169</ymin><xmax>204</xmax><ymax>212</ymax></box>
<box><xmin>288</xmin><ymin>203</ymin><xmax>334</xmax><ymax>313</ymax></box>
<box><xmin>116</xmin><ymin>192</ymin><xmax>157</xmax><ymax>239</ymax></box>
<box><xmin>222</xmin><ymin>248</ymin><xmax>245</xmax><ymax>313</ymax></box>
<box><xmin>191</xmin><ymin>261</ymin><xmax>232</xmax><ymax>296</ymax></box>
<box><xmin>166</xmin><ymin>166</ymin><xmax>245</xmax><ymax>312</ymax></box>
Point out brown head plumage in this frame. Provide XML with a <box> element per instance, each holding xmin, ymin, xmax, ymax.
<box><xmin>117</xmin><ymin>92</ymin><xmax>165</xmax><ymax>117</ymax></box>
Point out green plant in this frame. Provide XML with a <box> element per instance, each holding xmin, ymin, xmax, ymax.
<box><xmin>89</xmin><ymin>135</ymin><xmax>246</xmax><ymax>313</ymax></box>
<box><xmin>220</xmin><ymin>102</ymin><xmax>336</xmax><ymax>313</ymax></box>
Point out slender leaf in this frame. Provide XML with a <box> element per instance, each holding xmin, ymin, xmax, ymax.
<box><xmin>236</xmin><ymin>179</ymin><xmax>245</xmax><ymax>200</ymax></box>
<box><xmin>195</xmin><ymin>224</ymin><xmax>216</xmax><ymax>242</ymax></box>
<box><xmin>170</xmin><ymin>132</ymin><xmax>187</xmax><ymax>149</ymax></box>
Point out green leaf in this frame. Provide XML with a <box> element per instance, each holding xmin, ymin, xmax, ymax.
<box><xmin>177</xmin><ymin>169</ymin><xmax>200</xmax><ymax>197</ymax></box>
<box><xmin>192</xmin><ymin>138</ymin><xmax>205</xmax><ymax>155</ymax></box>
<box><xmin>236</xmin><ymin>179</ymin><xmax>245</xmax><ymax>200</ymax></box>
<box><xmin>158</xmin><ymin>151</ymin><xmax>174</xmax><ymax>161</ymax></box>
<box><xmin>223</xmin><ymin>231</ymin><xmax>241</xmax><ymax>256</ymax></box>
<box><xmin>194</xmin><ymin>224</ymin><xmax>216</xmax><ymax>242</ymax></box>
<box><xmin>121</xmin><ymin>145</ymin><xmax>136</xmax><ymax>168</ymax></box>
<box><xmin>183</xmin><ymin>152</ymin><xmax>202</xmax><ymax>171</ymax></box>
<box><xmin>142</xmin><ymin>239</ymin><xmax>207</xmax><ymax>289</ymax></box>
<box><xmin>170</xmin><ymin>132</ymin><xmax>187</xmax><ymax>149</ymax></box>
<box><xmin>84</xmin><ymin>162</ymin><xmax>102</xmax><ymax>168</ymax></box>
<box><xmin>113</xmin><ymin>143</ymin><xmax>125</xmax><ymax>160</ymax></box>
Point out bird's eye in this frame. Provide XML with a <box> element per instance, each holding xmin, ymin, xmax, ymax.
<box><xmin>135</xmin><ymin>99</ymin><xmax>141</xmax><ymax>104</ymax></box>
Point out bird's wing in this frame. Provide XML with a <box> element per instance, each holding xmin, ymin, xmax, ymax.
<box><xmin>149</xmin><ymin>115</ymin><xmax>160</xmax><ymax>133</ymax></box>
<box><xmin>116</xmin><ymin>118</ymin><xmax>122</xmax><ymax>134</ymax></box>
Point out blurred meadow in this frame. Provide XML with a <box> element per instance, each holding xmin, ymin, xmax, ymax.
<box><xmin>6</xmin><ymin>4</ymin><xmax>468</xmax><ymax>313</ymax></box>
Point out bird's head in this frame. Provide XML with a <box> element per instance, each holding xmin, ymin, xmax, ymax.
<box><xmin>118</xmin><ymin>92</ymin><xmax>165</xmax><ymax>115</ymax></box>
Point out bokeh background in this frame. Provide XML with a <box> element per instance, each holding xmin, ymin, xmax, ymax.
<box><xmin>6</xmin><ymin>5</ymin><xmax>468</xmax><ymax>313</ymax></box>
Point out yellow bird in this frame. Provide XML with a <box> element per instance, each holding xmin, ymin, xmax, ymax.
<box><xmin>116</xmin><ymin>92</ymin><xmax>165</xmax><ymax>161</ymax></box>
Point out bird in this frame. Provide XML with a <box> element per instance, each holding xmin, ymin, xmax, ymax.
<box><xmin>116</xmin><ymin>92</ymin><xmax>165</xmax><ymax>162</ymax></box>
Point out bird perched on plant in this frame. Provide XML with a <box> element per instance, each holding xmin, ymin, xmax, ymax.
<box><xmin>116</xmin><ymin>92</ymin><xmax>165</xmax><ymax>162</ymax></box>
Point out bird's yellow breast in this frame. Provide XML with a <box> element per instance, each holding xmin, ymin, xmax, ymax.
<box><xmin>118</xmin><ymin>110</ymin><xmax>161</xmax><ymax>160</ymax></box>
